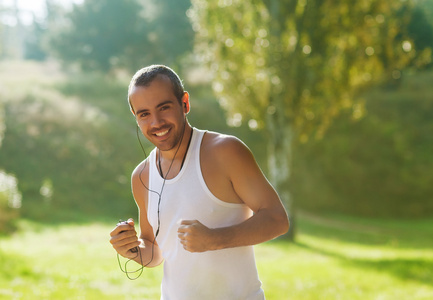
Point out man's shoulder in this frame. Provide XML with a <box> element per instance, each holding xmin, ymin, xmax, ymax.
<box><xmin>202</xmin><ymin>130</ymin><xmax>251</xmax><ymax>160</ymax></box>
<box><xmin>203</xmin><ymin>130</ymin><xmax>244</xmax><ymax>147</ymax></box>
<box><xmin>131</xmin><ymin>157</ymin><xmax>150</xmax><ymax>182</ymax></box>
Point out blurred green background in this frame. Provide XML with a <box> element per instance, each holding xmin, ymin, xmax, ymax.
<box><xmin>0</xmin><ymin>0</ymin><xmax>432</xmax><ymax>299</ymax></box>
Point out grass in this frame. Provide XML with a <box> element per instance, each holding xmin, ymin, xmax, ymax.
<box><xmin>0</xmin><ymin>213</ymin><xmax>432</xmax><ymax>300</ymax></box>
<box><xmin>269</xmin><ymin>212</ymin><xmax>433</xmax><ymax>300</ymax></box>
<box><xmin>0</xmin><ymin>221</ymin><xmax>162</xmax><ymax>299</ymax></box>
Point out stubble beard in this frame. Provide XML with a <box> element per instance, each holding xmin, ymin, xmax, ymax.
<box><xmin>153</xmin><ymin>118</ymin><xmax>186</xmax><ymax>153</ymax></box>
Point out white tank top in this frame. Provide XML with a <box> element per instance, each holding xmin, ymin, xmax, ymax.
<box><xmin>147</xmin><ymin>128</ymin><xmax>265</xmax><ymax>300</ymax></box>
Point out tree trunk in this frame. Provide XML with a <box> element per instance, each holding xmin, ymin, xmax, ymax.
<box><xmin>266</xmin><ymin>103</ymin><xmax>295</xmax><ymax>241</ymax></box>
<box><xmin>265</xmin><ymin>0</ymin><xmax>296</xmax><ymax>241</ymax></box>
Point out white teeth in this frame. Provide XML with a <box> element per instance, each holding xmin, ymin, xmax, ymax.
<box><xmin>155</xmin><ymin>130</ymin><xmax>169</xmax><ymax>137</ymax></box>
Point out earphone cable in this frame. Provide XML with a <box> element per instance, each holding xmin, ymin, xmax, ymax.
<box><xmin>118</xmin><ymin>122</ymin><xmax>188</xmax><ymax>280</ymax></box>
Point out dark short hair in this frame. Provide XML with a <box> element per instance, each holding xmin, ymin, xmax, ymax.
<box><xmin>128</xmin><ymin>65</ymin><xmax>184</xmax><ymax>112</ymax></box>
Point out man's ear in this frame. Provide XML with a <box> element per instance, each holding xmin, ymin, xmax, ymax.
<box><xmin>182</xmin><ymin>92</ymin><xmax>190</xmax><ymax>114</ymax></box>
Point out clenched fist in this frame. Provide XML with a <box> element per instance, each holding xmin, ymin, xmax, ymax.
<box><xmin>177</xmin><ymin>220</ymin><xmax>217</xmax><ymax>253</ymax></box>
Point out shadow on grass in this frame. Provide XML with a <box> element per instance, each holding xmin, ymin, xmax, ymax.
<box><xmin>295</xmin><ymin>241</ymin><xmax>433</xmax><ymax>286</ymax></box>
<box><xmin>297</xmin><ymin>211</ymin><xmax>433</xmax><ymax>249</ymax></box>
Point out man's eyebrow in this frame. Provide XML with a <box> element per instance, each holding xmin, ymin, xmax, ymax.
<box><xmin>135</xmin><ymin>100</ymin><xmax>175</xmax><ymax>115</ymax></box>
<box><xmin>135</xmin><ymin>108</ymin><xmax>148</xmax><ymax>116</ymax></box>
<box><xmin>156</xmin><ymin>100</ymin><xmax>175</xmax><ymax>108</ymax></box>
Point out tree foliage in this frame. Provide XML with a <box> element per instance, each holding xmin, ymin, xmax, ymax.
<box><xmin>145</xmin><ymin>0</ymin><xmax>195</xmax><ymax>72</ymax></box>
<box><xmin>189</xmin><ymin>0</ymin><xmax>431</xmax><ymax>237</ymax></box>
<box><xmin>47</xmin><ymin>0</ymin><xmax>194</xmax><ymax>73</ymax></box>
<box><xmin>49</xmin><ymin>0</ymin><xmax>146</xmax><ymax>71</ymax></box>
<box><xmin>25</xmin><ymin>19</ymin><xmax>47</xmax><ymax>61</ymax></box>
<box><xmin>190</xmin><ymin>0</ymin><xmax>428</xmax><ymax>138</ymax></box>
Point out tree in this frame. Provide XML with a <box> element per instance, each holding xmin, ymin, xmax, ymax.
<box><xmin>145</xmin><ymin>0</ymin><xmax>195</xmax><ymax>72</ymax></box>
<box><xmin>49</xmin><ymin>0</ymin><xmax>147</xmax><ymax>72</ymax></box>
<box><xmin>189</xmin><ymin>0</ymin><xmax>429</xmax><ymax>239</ymax></box>
<box><xmin>23</xmin><ymin>0</ymin><xmax>65</xmax><ymax>61</ymax></box>
<box><xmin>48</xmin><ymin>0</ymin><xmax>194</xmax><ymax>73</ymax></box>
<box><xmin>0</xmin><ymin>4</ymin><xmax>3</xmax><ymax>57</ymax></box>
<box><xmin>24</xmin><ymin>17</ymin><xmax>47</xmax><ymax>61</ymax></box>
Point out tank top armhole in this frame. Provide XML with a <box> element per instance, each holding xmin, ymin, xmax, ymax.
<box><xmin>146</xmin><ymin>148</ymin><xmax>157</xmax><ymax>235</ymax></box>
<box><xmin>194</xmin><ymin>129</ymin><xmax>247</xmax><ymax>208</ymax></box>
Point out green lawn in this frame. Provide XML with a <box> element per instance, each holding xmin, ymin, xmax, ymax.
<box><xmin>1</xmin><ymin>212</ymin><xmax>432</xmax><ymax>299</ymax></box>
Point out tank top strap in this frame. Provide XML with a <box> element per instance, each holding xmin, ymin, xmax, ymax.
<box><xmin>190</xmin><ymin>128</ymin><xmax>206</xmax><ymax>158</ymax></box>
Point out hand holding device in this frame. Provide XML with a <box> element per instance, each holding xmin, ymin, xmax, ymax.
<box><xmin>114</xmin><ymin>219</ymin><xmax>143</xmax><ymax>280</ymax></box>
<box><xmin>117</xmin><ymin>219</ymin><xmax>139</xmax><ymax>253</ymax></box>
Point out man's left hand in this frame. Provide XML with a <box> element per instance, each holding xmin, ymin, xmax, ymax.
<box><xmin>177</xmin><ymin>220</ymin><xmax>215</xmax><ymax>253</ymax></box>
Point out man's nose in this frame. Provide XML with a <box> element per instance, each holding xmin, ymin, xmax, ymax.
<box><xmin>150</xmin><ymin>112</ymin><xmax>164</xmax><ymax>128</ymax></box>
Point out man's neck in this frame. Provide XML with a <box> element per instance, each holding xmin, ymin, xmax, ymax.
<box><xmin>158</xmin><ymin>124</ymin><xmax>193</xmax><ymax>177</ymax></box>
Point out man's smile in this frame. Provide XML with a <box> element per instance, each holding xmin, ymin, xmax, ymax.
<box><xmin>155</xmin><ymin>129</ymin><xmax>169</xmax><ymax>137</ymax></box>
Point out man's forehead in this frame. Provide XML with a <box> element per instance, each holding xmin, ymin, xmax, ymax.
<box><xmin>130</xmin><ymin>76</ymin><xmax>173</xmax><ymax>95</ymax></box>
<box><xmin>129</xmin><ymin>79</ymin><xmax>177</xmax><ymax>111</ymax></box>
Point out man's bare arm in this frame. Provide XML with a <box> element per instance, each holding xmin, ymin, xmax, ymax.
<box><xmin>178</xmin><ymin>136</ymin><xmax>289</xmax><ymax>252</ymax></box>
<box><xmin>110</xmin><ymin>161</ymin><xmax>163</xmax><ymax>267</ymax></box>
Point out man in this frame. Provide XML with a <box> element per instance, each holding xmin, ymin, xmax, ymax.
<box><xmin>110</xmin><ymin>65</ymin><xmax>289</xmax><ymax>299</ymax></box>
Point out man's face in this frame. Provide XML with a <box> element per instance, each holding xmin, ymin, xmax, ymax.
<box><xmin>129</xmin><ymin>78</ymin><xmax>187</xmax><ymax>151</ymax></box>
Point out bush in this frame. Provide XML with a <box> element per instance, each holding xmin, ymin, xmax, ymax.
<box><xmin>292</xmin><ymin>70</ymin><xmax>433</xmax><ymax>218</ymax></box>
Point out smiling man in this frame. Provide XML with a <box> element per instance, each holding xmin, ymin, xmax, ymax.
<box><xmin>110</xmin><ymin>65</ymin><xmax>289</xmax><ymax>299</ymax></box>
